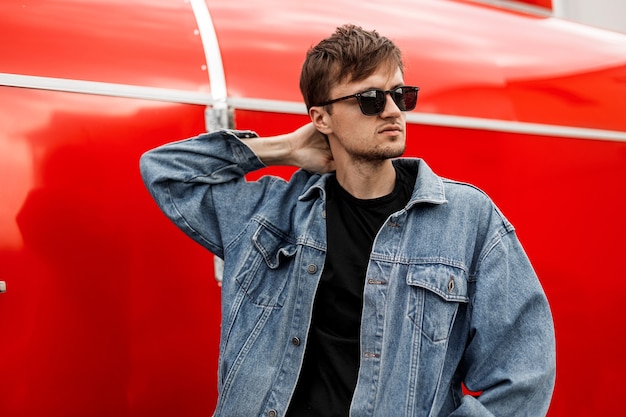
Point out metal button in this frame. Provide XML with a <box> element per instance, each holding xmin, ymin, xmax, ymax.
<box><xmin>268</xmin><ymin>410</ymin><xmax>277</xmax><ymax>417</ymax></box>
<box><xmin>291</xmin><ymin>337</ymin><xmax>301</xmax><ymax>346</ymax></box>
<box><xmin>307</xmin><ymin>264</ymin><xmax>317</xmax><ymax>274</ymax></box>
<box><xmin>447</xmin><ymin>276</ymin><xmax>455</xmax><ymax>293</ymax></box>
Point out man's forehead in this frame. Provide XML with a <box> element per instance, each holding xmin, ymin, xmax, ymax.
<box><xmin>331</xmin><ymin>65</ymin><xmax>405</xmax><ymax>92</ymax></box>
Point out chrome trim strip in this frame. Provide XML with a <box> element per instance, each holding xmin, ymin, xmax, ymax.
<box><xmin>229</xmin><ymin>96</ymin><xmax>626</xmax><ymax>143</ymax></box>
<box><xmin>0</xmin><ymin>72</ymin><xmax>213</xmax><ymax>105</ymax></box>
<box><xmin>189</xmin><ymin>0</ymin><xmax>226</xmax><ymax>103</ymax></box>
<box><xmin>464</xmin><ymin>0</ymin><xmax>553</xmax><ymax>16</ymax></box>
<box><xmin>3</xmin><ymin>73</ymin><xmax>625</xmax><ymax>143</ymax></box>
<box><xmin>228</xmin><ymin>96</ymin><xmax>307</xmax><ymax>115</ymax></box>
<box><xmin>405</xmin><ymin>112</ymin><xmax>626</xmax><ymax>142</ymax></box>
<box><xmin>189</xmin><ymin>0</ymin><xmax>229</xmax><ymax>281</ymax></box>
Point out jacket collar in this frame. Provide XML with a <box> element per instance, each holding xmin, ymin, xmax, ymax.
<box><xmin>397</xmin><ymin>158</ymin><xmax>448</xmax><ymax>207</ymax></box>
<box><xmin>298</xmin><ymin>158</ymin><xmax>447</xmax><ymax>207</ymax></box>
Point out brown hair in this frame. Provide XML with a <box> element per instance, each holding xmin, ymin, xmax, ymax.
<box><xmin>299</xmin><ymin>24</ymin><xmax>404</xmax><ymax>110</ymax></box>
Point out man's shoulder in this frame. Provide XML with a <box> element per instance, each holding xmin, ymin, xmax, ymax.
<box><xmin>442</xmin><ymin>178</ymin><xmax>492</xmax><ymax>203</ymax></box>
<box><xmin>396</xmin><ymin>158</ymin><xmax>494</xmax><ymax>206</ymax></box>
<box><xmin>441</xmin><ymin>178</ymin><xmax>513</xmax><ymax>232</ymax></box>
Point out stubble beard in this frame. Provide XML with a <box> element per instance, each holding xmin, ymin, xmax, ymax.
<box><xmin>350</xmin><ymin>141</ymin><xmax>406</xmax><ymax>166</ymax></box>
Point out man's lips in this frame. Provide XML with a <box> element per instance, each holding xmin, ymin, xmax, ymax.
<box><xmin>379</xmin><ymin>125</ymin><xmax>403</xmax><ymax>134</ymax></box>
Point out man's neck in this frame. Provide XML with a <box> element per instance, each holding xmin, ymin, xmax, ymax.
<box><xmin>334</xmin><ymin>160</ymin><xmax>396</xmax><ymax>200</ymax></box>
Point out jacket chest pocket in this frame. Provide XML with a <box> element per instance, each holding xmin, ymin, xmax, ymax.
<box><xmin>406</xmin><ymin>263</ymin><xmax>469</xmax><ymax>343</ymax></box>
<box><xmin>234</xmin><ymin>223</ymin><xmax>297</xmax><ymax>308</ymax></box>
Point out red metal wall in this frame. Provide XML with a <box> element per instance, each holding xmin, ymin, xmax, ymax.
<box><xmin>2</xmin><ymin>1</ymin><xmax>626</xmax><ymax>416</ymax></box>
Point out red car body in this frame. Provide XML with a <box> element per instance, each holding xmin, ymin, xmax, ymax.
<box><xmin>1</xmin><ymin>1</ymin><xmax>625</xmax><ymax>416</ymax></box>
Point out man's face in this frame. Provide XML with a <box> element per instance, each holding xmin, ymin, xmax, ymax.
<box><xmin>322</xmin><ymin>65</ymin><xmax>407</xmax><ymax>165</ymax></box>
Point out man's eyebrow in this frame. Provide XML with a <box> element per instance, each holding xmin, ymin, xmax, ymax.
<box><xmin>358</xmin><ymin>82</ymin><xmax>406</xmax><ymax>92</ymax></box>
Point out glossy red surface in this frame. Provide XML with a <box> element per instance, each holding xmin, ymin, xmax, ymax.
<box><xmin>0</xmin><ymin>87</ymin><xmax>220</xmax><ymax>416</ymax></box>
<box><xmin>0</xmin><ymin>0</ymin><xmax>209</xmax><ymax>90</ymax></box>
<box><xmin>212</xmin><ymin>0</ymin><xmax>626</xmax><ymax>130</ymax></box>
<box><xmin>518</xmin><ymin>0</ymin><xmax>553</xmax><ymax>9</ymax></box>
<box><xmin>1</xmin><ymin>0</ymin><xmax>625</xmax><ymax>416</ymax></box>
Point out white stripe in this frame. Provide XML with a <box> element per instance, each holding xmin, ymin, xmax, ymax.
<box><xmin>405</xmin><ymin>112</ymin><xmax>626</xmax><ymax>142</ymax></box>
<box><xmin>0</xmin><ymin>72</ymin><xmax>214</xmax><ymax>105</ymax></box>
<box><xmin>228</xmin><ymin>96</ymin><xmax>626</xmax><ymax>142</ymax></box>
<box><xmin>228</xmin><ymin>96</ymin><xmax>308</xmax><ymax>115</ymax></box>
<box><xmin>2</xmin><ymin>73</ymin><xmax>625</xmax><ymax>143</ymax></box>
<box><xmin>464</xmin><ymin>0</ymin><xmax>553</xmax><ymax>16</ymax></box>
<box><xmin>189</xmin><ymin>0</ymin><xmax>227</xmax><ymax>106</ymax></box>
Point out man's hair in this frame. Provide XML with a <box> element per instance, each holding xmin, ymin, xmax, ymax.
<box><xmin>300</xmin><ymin>24</ymin><xmax>404</xmax><ymax>110</ymax></box>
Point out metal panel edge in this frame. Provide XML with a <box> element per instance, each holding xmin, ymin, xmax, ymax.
<box><xmin>189</xmin><ymin>0</ymin><xmax>230</xmax><ymax>282</ymax></box>
<box><xmin>229</xmin><ymin>96</ymin><xmax>626</xmax><ymax>143</ymax></box>
<box><xmin>3</xmin><ymin>72</ymin><xmax>624</xmax><ymax>143</ymax></box>
<box><xmin>189</xmin><ymin>0</ymin><xmax>229</xmax><ymax>131</ymax></box>
<box><xmin>406</xmin><ymin>112</ymin><xmax>626</xmax><ymax>142</ymax></box>
<box><xmin>0</xmin><ymin>72</ymin><xmax>213</xmax><ymax>105</ymax></box>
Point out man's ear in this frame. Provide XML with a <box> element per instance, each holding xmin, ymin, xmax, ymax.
<box><xmin>309</xmin><ymin>106</ymin><xmax>332</xmax><ymax>135</ymax></box>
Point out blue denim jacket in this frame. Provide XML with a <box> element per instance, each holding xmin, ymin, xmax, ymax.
<box><xmin>140</xmin><ymin>129</ymin><xmax>556</xmax><ymax>417</ymax></box>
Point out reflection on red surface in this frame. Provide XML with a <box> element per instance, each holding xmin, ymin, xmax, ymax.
<box><xmin>507</xmin><ymin>64</ymin><xmax>626</xmax><ymax>131</ymax></box>
<box><xmin>213</xmin><ymin>0</ymin><xmax>626</xmax><ymax>132</ymax></box>
<box><xmin>0</xmin><ymin>0</ymin><xmax>209</xmax><ymax>90</ymax></box>
<box><xmin>0</xmin><ymin>88</ymin><xmax>220</xmax><ymax>416</ymax></box>
<box><xmin>518</xmin><ymin>0</ymin><xmax>552</xmax><ymax>9</ymax></box>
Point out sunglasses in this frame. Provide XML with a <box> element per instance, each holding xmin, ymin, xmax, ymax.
<box><xmin>314</xmin><ymin>86</ymin><xmax>419</xmax><ymax>116</ymax></box>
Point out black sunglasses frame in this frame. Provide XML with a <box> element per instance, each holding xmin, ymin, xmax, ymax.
<box><xmin>314</xmin><ymin>86</ymin><xmax>419</xmax><ymax>116</ymax></box>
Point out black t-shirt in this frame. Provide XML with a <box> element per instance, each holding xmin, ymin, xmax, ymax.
<box><xmin>286</xmin><ymin>162</ymin><xmax>416</xmax><ymax>417</ymax></box>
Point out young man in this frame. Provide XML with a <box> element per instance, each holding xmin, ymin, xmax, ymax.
<box><xmin>141</xmin><ymin>25</ymin><xmax>556</xmax><ymax>417</ymax></box>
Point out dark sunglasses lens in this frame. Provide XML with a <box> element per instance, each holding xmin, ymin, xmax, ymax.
<box><xmin>358</xmin><ymin>90</ymin><xmax>386</xmax><ymax>116</ymax></box>
<box><xmin>358</xmin><ymin>87</ymin><xmax>418</xmax><ymax>115</ymax></box>
<box><xmin>393</xmin><ymin>87</ymin><xmax>418</xmax><ymax>111</ymax></box>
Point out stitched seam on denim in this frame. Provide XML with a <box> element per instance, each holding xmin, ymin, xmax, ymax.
<box><xmin>220</xmin><ymin>175</ymin><xmax>281</xmax><ymax>253</ymax></box>
<box><xmin>216</xmin><ymin>305</ymin><xmax>274</xmax><ymax>413</ymax></box>
<box><xmin>428</xmin><ymin>326</ymin><xmax>455</xmax><ymax>416</ymax></box>
<box><xmin>164</xmin><ymin>180</ymin><xmax>219</xmax><ymax>252</ymax></box>
<box><xmin>372</xmin><ymin>255</ymin><xmax>468</xmax><ymax>271</ymax></box>
<box><xmin>253</xmin><ymin>215</ymin><xmax>327</xmax><ymax>252</ymax></box>
<box><xmin>475</xmin><ymin>226</ymin><xmax>512</xmax><ymax>277</ymax></box>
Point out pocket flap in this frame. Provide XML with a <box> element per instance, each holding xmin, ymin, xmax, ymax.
<box><xmin>406</xmin><ymin>263</ymin><xmax>469</xmax><ymax>302</ymax></box>
<box><xmin>252</xmin><ymin>224</ymin><xmax>297</xmax><ymax>269</ymax></box>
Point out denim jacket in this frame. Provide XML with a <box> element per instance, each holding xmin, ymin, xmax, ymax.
<box><xmin>140</xmin><ymin>129</ymin><xmax>556</xmax><ymax>417</ymax></box>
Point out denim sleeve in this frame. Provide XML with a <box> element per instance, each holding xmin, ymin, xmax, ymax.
<box><xmin>451</xmin><ymin>228</ymin><xmax>556</xmax><ymax>417</ymax></box>
<box><xmin>139</xmin><ymin>130</ymin><xmax>272</xmax><ymax>258</ymax></box>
